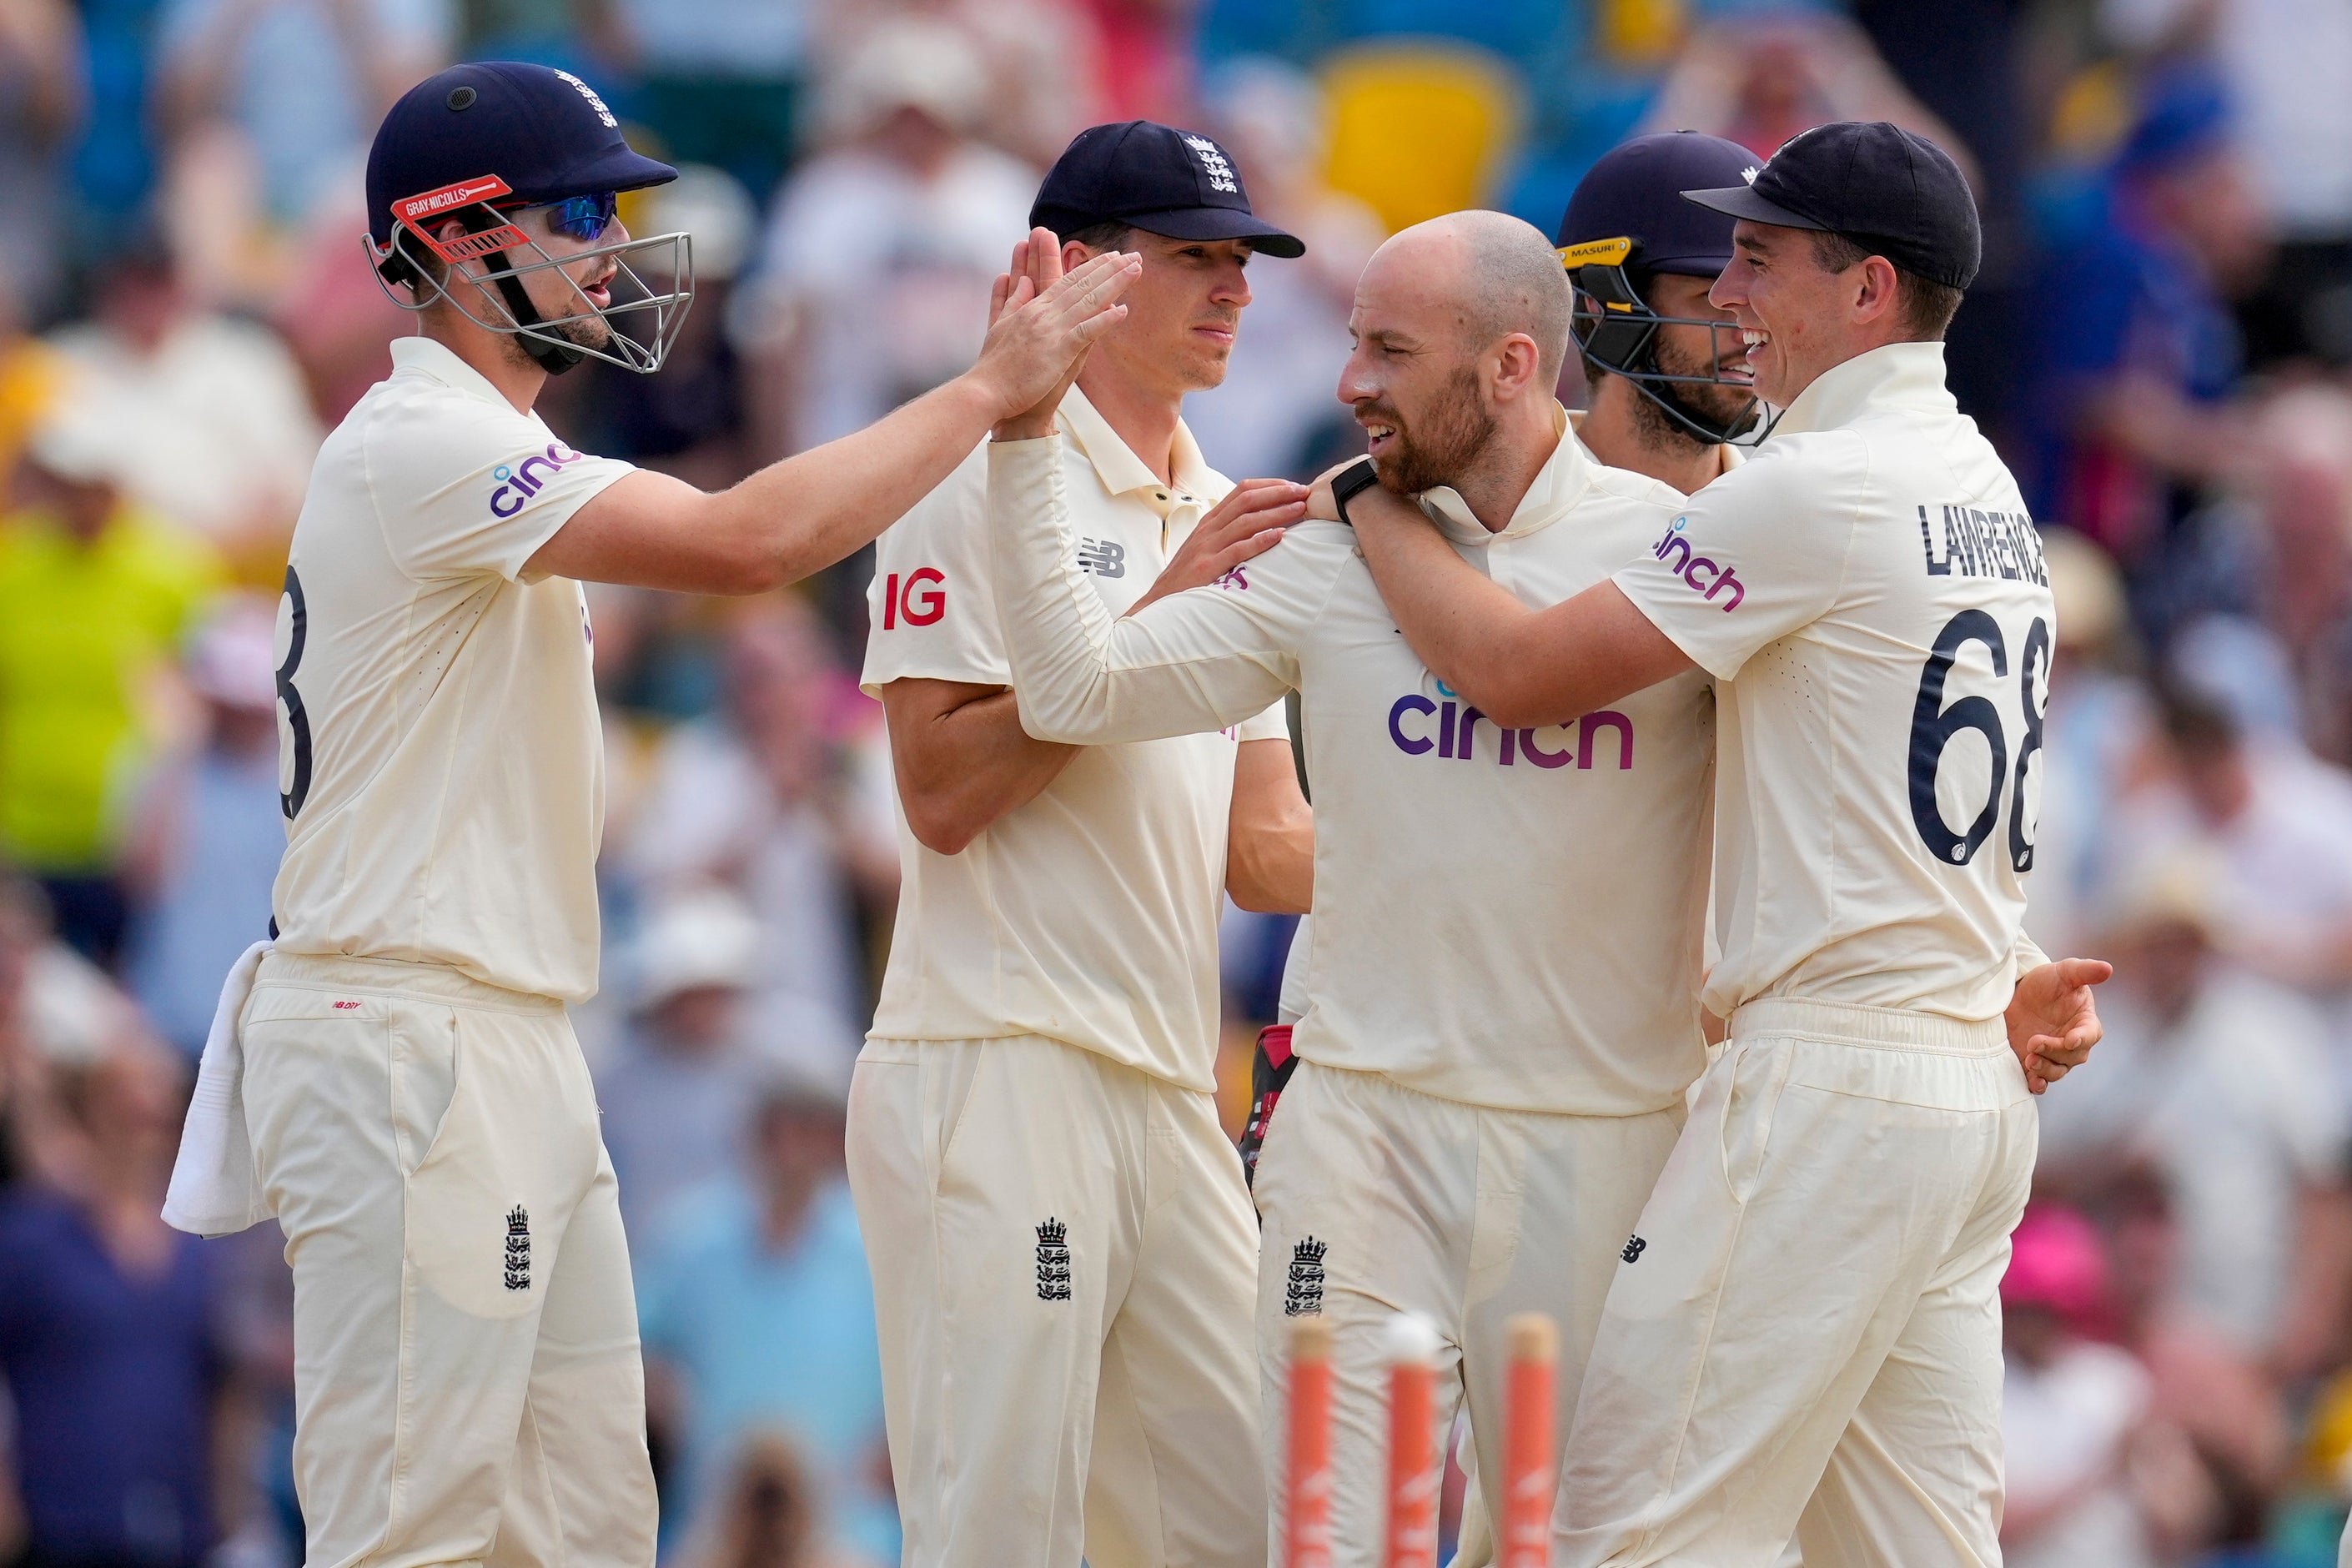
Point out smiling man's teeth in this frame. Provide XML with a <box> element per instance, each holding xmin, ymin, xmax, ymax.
<box><xmin>1366</xmin><ymin>425</ymin><xmax>1395</xmax><ymax>440</ymax></box>
<box><xmin>1742</xmin><ymin>329</ymin><xmax>1771</xmax><ymax>346</ymax></box>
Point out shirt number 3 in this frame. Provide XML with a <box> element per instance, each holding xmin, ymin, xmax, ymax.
<box><xmin>278</xmin><ymin>566</ymin><xmax>314</xmax><ymax>820</ymax></box>
<box><xmin>1907</xmin><ymin>608</ymin><xmax>2049</xmax><ymax>872</ymax></box>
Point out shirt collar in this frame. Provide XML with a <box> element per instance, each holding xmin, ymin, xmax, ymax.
<box><xmin>1416</xmin><ymin>404</ymin><xmax>1591</xmax><ymax>545</ymax></box>
<box><xmin>390</xmin><ymin>333</ymin><xmax>529</xmax><ymax>413</ymax></box>
<box><xmin>1057</xmin><ymin>384</ymin><xmax>1216</xmax><ymax>515</ymax></box>
<box><xmin>1771</xmin><ymin>341</ymin><xmax>1955</xmax><ymax>438</ymax></box>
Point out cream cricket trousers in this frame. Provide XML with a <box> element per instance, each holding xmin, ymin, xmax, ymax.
<box><xmin>239</xmin><ymin>952</ymin><xmax>655</xmax><ymax>1568</ymax></box>
<box><xmin>847</xmin><ymin>1034</ymin><xmax>1266</xmax><ymax>1568</ymax></box>
<box><xmin>1555</xmin><ymin>998</ymin><xmax>2038</xmax><ymax>1568</ymax></box>
<box><xmin>1254</xmin><ymin>1061</ymin><xmax>1684</xmax><ymax>1568</ymax></box>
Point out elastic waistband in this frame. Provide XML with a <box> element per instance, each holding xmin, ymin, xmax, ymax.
<box><xmin>256</xmin><ymin>949</ymin><xmax>564</xmax><ymax>1014</ymax></box>
<box><xmin>1730</xmin><ymin>997</ymin><xmax>2005</xmax><ymax>1054</ymax></box>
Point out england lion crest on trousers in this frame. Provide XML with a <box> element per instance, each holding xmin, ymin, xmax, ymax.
<box><xmin>504</xmin><ymin>1206</ymin><xmax>532</xmax><ymax>1291</ymax></box>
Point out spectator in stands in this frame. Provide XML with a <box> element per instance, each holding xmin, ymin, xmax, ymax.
<box><xmin>2103</xmin><ymin>0</ymin><xmax>2352</xmax><ymax>370</ymax></box>
<box><xmin>121</xmin><ymin>596</ymin><xmax>284</xmax><ymax>1058</ymax></box>
<box><xmin>2000</xmin><ymin>1204</ymin><xmax>2174</xmax><ymax>1568</ymax></box>
<box><xmin>2096</xmin><ymin>1163</ymin><xmax>2296</xmax><ymax>1555</ymax></box>
<box><xmin>636</xmin><ymin>1070</ymin><xmax>894</xmax><ymax>1563</ymax></box>
<box><xmin>153</xmin><ymin>0</ymin><xmax>447</xmax><ymax>274</ymax></box>
<box><xmin>2033</xmin><ymin>66</ymin><xmax>2269</xmax><ymax>570</ymax></box>
<box><xmin>734</xmin><ymin>18</ymin><xmax>1033</xmax><ymax>459</ymax></box>
<box><xmin>2036</xmin><ymin>852</ymin><xmax>2352</xmax><ymax>1375</ymax></box>
<box><xmin>45</xmin><ymin>236</ymin><xmax>320</xmax><ymax>573</ymax></box>
<box><xmin>816</xmin><ymin>0</ymin><xmax>1099</xmax><ymax>171</ymax></box>
<box><xmin>2106</xmin><ymin>685</ymin><xmax>2352</xmax><ymax>1083</ymax></box>
<box><xmin>619</xmin><ymin>598</ymin><xmax>895</xmax><ymax>1078</ymax></box>
<box><xmin>0</xmin><ymin>406</ymin><xmax>223</xmax><ymax>966</ymax></box>
<box><xmin>0</xmin><ymin>1033</ymin><xmax>227</xmax><ymax>1568</ymax></box>
<box><xmin>0</xmin><ymin>0</ymin><xmax>83</xmax><ymax>325</ymax></box>
<box><xmin>1640</xmin><ymin>9</ymin><xmax>1974</xmax><ymax>172</ymax></box>
<box><xmin>2234</xmin><ymin>385</ymin><xmax>2352</xmax><ymax>765</ymax></box>
<box><xmin>599</xmin><ymin>887</ymin><xmax>771</xmax><ymax>1245</ymax></box>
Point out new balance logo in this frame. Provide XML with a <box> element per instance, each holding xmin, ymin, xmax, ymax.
<box><xmin>1285</xmin><ymin>1236</ymin><xmax>1327</xmax><ymax>1316</ymax></box>
<box><xmin>1076</xmin><ymin>538</ymin><xmax>1126</xmax><ymax>578</ymax></box>
<box><xmin>1621</xmin><ymin>1234</ymin><xmax>1647</xmax><ymax>1264</ymax></box>
<box><xmin>1036</xmin><ymin>1218</ymin><xmax>1073</xmax><ymax>1301</ymax></box>
<box><xmin>505</xmin><ymin>1206</ymin><xmax>532</xmax><ymax>1291</ymax></box>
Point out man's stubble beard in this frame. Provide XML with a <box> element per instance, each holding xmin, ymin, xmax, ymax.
<box><xmin>1373</xmin><ymin>364</ymin><xmax>1501</xmax><ymax>495</ymax></box>
<box><xmin>1639</xmin><ymin>328</ymin><xmax>1756</xmax><ymax>444</ymax></box>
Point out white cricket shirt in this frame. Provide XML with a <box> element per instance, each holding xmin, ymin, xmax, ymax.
<box><xmin>1613</xmin><ymin>341</ymin><xmax>2054</xmax><ymax>1023</ymax></box>
<box><xmin>269</xmin><ymin>335</ymin><xmax>632</xmax><ymax>1003</ymax></box>
<box><xmin>861</xmin><ymin>386</ymin><xmax>1287</xmax><ymax>1093</ymax></box>
<box><xmin>991</xmin><ymin>413</ymin><xmax>1716</xmax><ymax>1117</ymax></box>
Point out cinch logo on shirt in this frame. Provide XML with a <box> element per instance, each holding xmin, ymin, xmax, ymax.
<box><xmin>1653</xmin><ymin>517</ymin><xmax>1745</xmax><ymax>611</ymax></box>
<box><xmin>1386</xmin><ymin>694</ymin><xmax>1633</xmax><ymax>770</ymax></box>
<box><xmin>488</xmin><ymin>442</ymin><xmax>586</xmax><ymax>517</ymax></box>
<box><xmin>1917</xmin><ymin>505</ymin><xmax>2048</xmax><ymax>585</ymax></box>
<box><xmin>881</xmin><ymin>568</ymin><xmax>946</xmax><ymax>629</ymax></box>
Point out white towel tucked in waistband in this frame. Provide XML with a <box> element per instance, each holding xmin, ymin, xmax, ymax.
<box><xmin>163</xmin><ymin>940</ymin><xmax>273</xmax><ymax>1237</ymax></box>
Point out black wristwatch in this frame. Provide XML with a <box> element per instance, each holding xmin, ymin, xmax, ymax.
<box><xmin>1329</xmin><ymin>456</ymin><xmax>1381</xmax><ymax>526</ymax></box>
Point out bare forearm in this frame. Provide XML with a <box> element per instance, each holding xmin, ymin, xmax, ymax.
<box><xmin>890</xmin><ymin>689</ymin><xmax>1077</xmax><ymax>855</ymax></box>
<box><xmin>1229</xmin><ymin>811</ymin><xmax>1313</xmax><ymax>913</ymax></box>
<box><xmin>1227</xmin><ymin>737</ymin><xmax>1313</xmax><ymax>914</ymax></box>
<box><xmin>720</xmin><ymin>373</ymin><xmax>1006</xmax><ymax>588</ymax></box>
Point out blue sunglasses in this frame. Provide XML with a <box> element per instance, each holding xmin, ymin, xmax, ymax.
<box><xmin>530</xmin><ymin>191</ymin><xmax>619</xmax><ymax>244</ymax></box>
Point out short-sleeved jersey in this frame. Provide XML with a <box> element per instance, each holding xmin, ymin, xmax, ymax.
<box><xmin>861</xmin><ymin>386</ymin><xmax>1287</xmax><ymax>1092</ymax></box>
<box><xmin>269</xmin><ymin>335</ymin><xmax>634</xmax><ymax>1003</ymax></box>
<box><xmin>990</xmin><ymin>415</ymin><xmax>1716</xmax><ymax>1116</ymax></box>
<box><xmin>1614</xmin><ymin>342</ymin><xmax>2053</xmax><ymax>1023</ymax></box>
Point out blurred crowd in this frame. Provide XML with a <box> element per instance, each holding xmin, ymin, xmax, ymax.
<box><xmin>6</xmin><ymin>0</ymin><xmax>2352</xmax><ymax>1565</ymax></box>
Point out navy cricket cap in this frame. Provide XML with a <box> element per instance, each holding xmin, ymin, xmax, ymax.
<box><xmin>1031</xmin><ymin>121</ymin><xmax>1304</xmax><ymax>259</ymax></box>
<box><xmin>1682</xmin><ymin>120</ymin><xmax>1981</xmax><ymax>290</ymax></box>
<box><xmin>366</xmin><ymin>62</ymin><xmax>676</xmax><ymax>250</ymax></box>
<box><xmin>1558</xmin><ymin>131</ymin><xmax>1761</xmax><ymax>277</ymax></box>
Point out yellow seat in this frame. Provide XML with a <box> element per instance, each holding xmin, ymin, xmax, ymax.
<box><xmin>1319</xmin><ymin>43</ymin><xmax>1525</xmax><ymax>234</ymax></box>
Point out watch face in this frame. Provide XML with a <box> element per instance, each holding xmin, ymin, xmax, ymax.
<box><xmin>1334</xmin><ymin>458</ymin><xmax>1380</xmax><ymax>504</ymax></box>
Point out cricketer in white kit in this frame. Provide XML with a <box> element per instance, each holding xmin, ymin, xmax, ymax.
<box><xmin>847</xmin><ymin>120</ymin><xmax>1316</xmax><ymax>1568</ymax></box>
<box><xmin>988</xmin><ymin>212</ymin><xmax>1718</xmax><ymax>1568</ymax></box>
<box><xmin>1336</xmin><ymin>123</ymin><xmax>2110</xmax><ymax>1568</ymax></box>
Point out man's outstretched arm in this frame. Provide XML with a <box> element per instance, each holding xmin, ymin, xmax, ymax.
<box><xmin>1325</xmin><ymin>476</ymin><xmax>1693</xmax><ymax>727</ymax></box>
<box><xmin>528</xmin><ymin>239</ymin><xmax>1141</xmax><ymax>594</ymax></box>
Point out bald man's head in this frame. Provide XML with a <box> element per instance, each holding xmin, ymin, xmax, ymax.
<box><xmin>1339</xmin><ymin>211</ymin><xmax>1575</xmax><ymax>499</ymax></box>
<box><xmin>1375</xmin><ymin>211</ymin><xmax>1575</xmax><ymax>383</ymax></box>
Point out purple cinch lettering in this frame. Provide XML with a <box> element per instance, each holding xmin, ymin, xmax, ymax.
<box><xmin>1519</xmin><ymin>726</ymin><xmax>1571</xmax><ymax>769</ymax></box>
<box><xmin>1388</xmin><ymin>695</ymin><xmax>1436</xmax><ymax>756</ymax></box>
<box><xmin>1707</xmin><ymin>568</ymin><xmax>1744</xmax><ymax>611</ymax></box>
<box><xmin>1437</xmin><ymin>701</ymin><xmax>1457</xmax><ymax>759</ymax></box>
<box><xmin>1578</xmin><ymin>711</ymin><xmax>1633</xmax><ymax>770</ymax></box>
<box><xmin>1658</xmin><ymin>536</ymin><xmax>1691</xmax><ymax>574</ymax></box>
<box><xmin>1456</xmin><ymin>707</ymin><xmax>1485</xmax><ymax>761</ymax></box>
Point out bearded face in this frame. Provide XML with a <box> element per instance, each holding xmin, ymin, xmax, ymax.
<box><xmin>1359</xmin><ymin>364</ymin><xmax>1502</xmax><ymax>495</ymax></box>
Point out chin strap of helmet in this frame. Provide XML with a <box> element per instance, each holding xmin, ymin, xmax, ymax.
<box><xmin>1571</xmin><ymin>260</ymin><xmax>1756</xmax><ymax>446</ymax></box>
<box><xmin>456</xmin><ymin>206</ymin><xmax>586</xmax><ymax>376</ymax></box>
